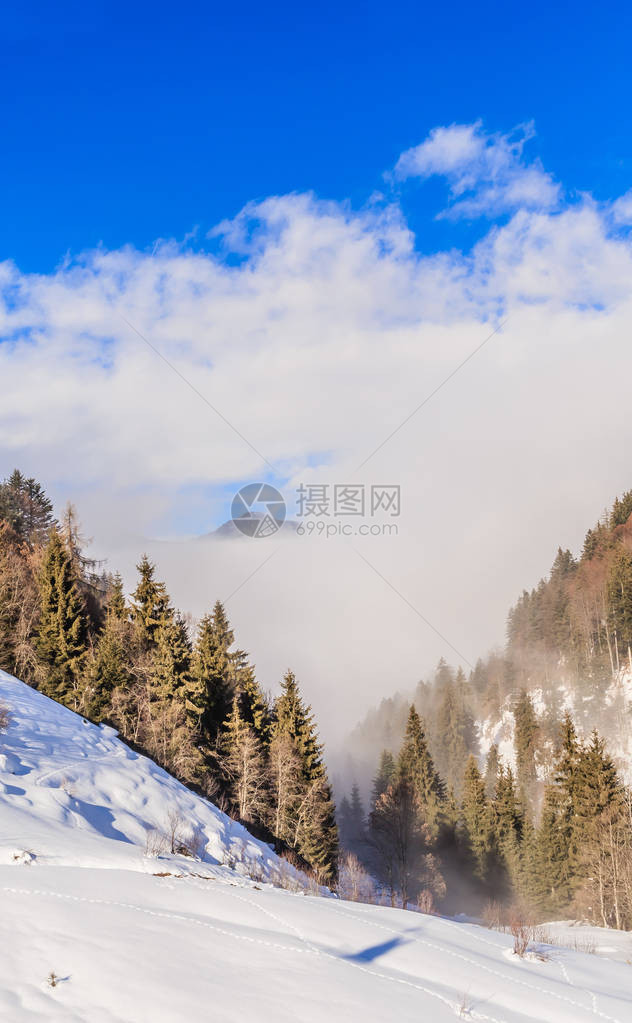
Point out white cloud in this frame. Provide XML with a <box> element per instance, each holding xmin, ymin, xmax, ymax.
<box><xmin>1</xmin><ymin>127</ymin><xmax>632</xmax><ymax>742</ymax></box>
<box><xmin>611</xmin><ymin>189</ymin><xmax>632</xmax><ymax>225</ymax></box>
<box><xmin>394</xmin><ymin>121</ymin><xmax>561</xmax><ymax>219</ymax></box>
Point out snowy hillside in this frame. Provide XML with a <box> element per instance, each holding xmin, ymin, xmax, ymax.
<box><xmin>2</xmin><ymin>672</ymin><xmax>632</xmax><ymax>1022</ymax></box>
<box><xmin>0</xmin><ymin>670</ymin><xmax>302</xmax><ymax>883</ymax></box>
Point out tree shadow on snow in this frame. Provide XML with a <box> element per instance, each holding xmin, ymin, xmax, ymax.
<box><xmin>342</xmin><ymin>937</ymin><xmax>409</xmax><ymax>963</ymax></box>
<box><xmin>71</xmin><ymin>798</ymin><xmax>132</xmax><ymax>843</ymax></box>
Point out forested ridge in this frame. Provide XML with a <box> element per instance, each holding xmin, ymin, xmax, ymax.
<box><xmin>339</xmin><ymin>490</ymin><xmax>632</xmax><ymax>926</ymax></box>
<box><xmin>0</xmin><ymin>469</ymin><xmax>338</xmax><ymax>881</ymax></box>
<box><xmin>3</xmin><ymin>468</ymin><xmax>632</xmax><ymax>924</ymax></box>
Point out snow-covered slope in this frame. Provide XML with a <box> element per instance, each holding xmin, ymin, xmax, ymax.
<box><xmin>2</xmin><ymin>672</ymin><xmax>632</xmax><ymax>1023</ymax></box>
<box><xmin>0</xmin><ymin>670</ymin><xmax>299</xmax><ymax>883</ymax></box>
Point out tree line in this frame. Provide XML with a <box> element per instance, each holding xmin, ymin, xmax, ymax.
<box><xmin>339</xmin><ymin>705</ymin><xmax>632</xmax><ymax>927</ymax></box>
<box><xmin>0</xmin><ymin>469</ymin><xmax>338</xmax><ymax>881</ymax></box>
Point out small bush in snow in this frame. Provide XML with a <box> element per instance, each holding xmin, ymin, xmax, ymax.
<box><xmin>47</xmin><ymin>971</ymin><xmax>59</xmax><ymax>988</ymax></box>
<box><xmin>337</xmin><ymin>853</ymin><xmax>376</xmax><ymax>904</ymax></box>
<box><xmin>144</xmin><ymin>828</ymin><xmax>168</xmax><ymax>858</ymax></box>
<box><xmin>509</xmin><ymin>909</ymin><xmax>533</xmax><ymax>957</ymax></box>
<box><xmin>0</xmin><ymin>703</ymin><xmax>9</xmax><ymax>734</ymax></box>
<box><xmin>482</xmin><ymin>899</ymin><xmax>505</xmax><ymax>931</ymax></box>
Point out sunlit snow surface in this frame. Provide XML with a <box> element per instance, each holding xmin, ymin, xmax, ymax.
<box><xmin>1</xmin><ymin>671</ymin><xmax>631</xmax><ymax>1022</ymax></box>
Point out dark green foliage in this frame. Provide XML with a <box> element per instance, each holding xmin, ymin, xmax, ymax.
<box><xmin>35</xmin><ymin>530</ymin><xmax>87</xmax><ymax>705</ymax></box>
<box><xmin>459</xmin><ymin>756</ymin><xmax>497</xmax><ymax>884</ymax></box>
<box><xmin>231</xmin><ymin>652</ymin><xmax>270</xmax><ymax>743</ymax></box>
<box><xmin>371</xmin><ymin>750</ymin><xmax>396</xmax><ymax>808</ymax></box>
<box><xmin>131</xmin><ymin>555</ymin><xmax>171</xmax><ymax>651</ymax></box>
<box><xmin>492</xmin><ymin>765</ymin><xmax>522</xmax><ymax>891</ymax></box>
<box><xmin>610</xmin><ymin>490</ymin><xmax>632</xmax><ymax>528</ymax></box>
<box><xmin>151</xmin><ymin>612</ymin><xmax>193</xmax><ymax>701</ymax></box>
<box><xmin>534</xmin><ymin>784</ymin><xmax>574</xmax><ymax>914</ymax></box>
<box><xmin>0</xmin><ymin>470</ymin><xmax>55</xmax><ymax>547</ymax></box>
<box><xmin>273</xmin><ymin>670</ymin><xmax>338</xmax><ymax>880</ymax></box>
<box><xmin>484</xmin><ymin>743</ymin><xmax>500</xmax><ymax>798</ymax></box>
<box><xmin>192</xmin><ymin>602</ymin><xmax>236</xmax><ymax>741</ymax></box>
<box><xmin>434</xmin><ymin>669</ymin><xmax>478</xmax><ymax>797</ymax></box>
<box><xmin>105</xmin><ymin>573</ymin><xmax>127</xmax><ymax>622</ymax></box>
<box><xmin>399</xmin><ymin>705</ymin><xmax>444</xmax><ymax>830</ymax></box>
<box><xmin>573</xmin><ymin>730</ymin><xmax>622</xmax><ymax>841</ymax></box>
<box><xmin>513</xmin><ymin>690</ymin><xmax>538</xmax><ymax>804</ymax></box>
<box><xmin>83</xmin><ymin>614</ymin><xmax>133</xmax><ymax>721</ymax></box>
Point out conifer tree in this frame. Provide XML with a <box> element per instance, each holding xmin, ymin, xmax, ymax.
<box><xmin>492</xmin><ymin>765</ymin><xmax>522</xmax><ymax>893</ymax></box>
<box><xmin>517</xmin><ymin>815</ymin><xmax>548</xmax><ymax>911</ymax></box>
<box><xmin>610</xmin><ymin>490</ymin><xmax>632</xmax><ymax>528</ymax></box>
<box><xmin>35</xmin><ymin>529</ymin><xmax>87</xmax><ymax>706</ymax></box>
<box><xmin>84</xmin><ymin>628</ymin><xmax>129</xmax><ymax>722</ymax></box>
<box><xmin>337</xmin><ymin>795</ymin><xmax>353</xmax><ymax>849</ymax></box>
<box><xmin>106</xmin><ymin>573</ymin><xmax>128</xmax><ymax>621</ymax></box>
<box><xmin>535</xmin><ymin>783</ymin><xmax>573</xmax><ymax>915</ymax></box>
<box><xmin>459</xmin><ymin>756</ymin><xmax>497</xmax><ymax>886</ymax></box>
<box><xmin>399</xmin><ymin>705</ymin><xmax>443</xmax><ymax>833</ymax></box>
<box><xmin>573</xmin><ymin>731</ymin><xmax>622</xmax><ymax>843</ymax></box>
<box><xmin>349</xmin><ymin>783</ymin><xmax>366</xmax><ymax>846</ymax></box>
<box><xmin>0</xmin><ymin>470</ymin><xmax>55</xmax><ymax>547</ymax></box>
<box><xmin>371</xmin><ymin>750</ymin><xmax>396</xmax><ymax>808</ymax></box>
<box><xmin>513</xmin><ymin>689</ymin><xmax>539</xmax><ymax>806</ymax></box>
<box><xmin>434</xmin><ymin>672</ymin><xmax>477</xmax><ymax>797</ymax></box>
<box><xmin>151</xmin><ymin>611</ymin><xmax>204</xmax><ymax>729</ymax></box>
<box><xmin>131</xmin><ymin>555</ymin><xmax>171</xmax><ymax>651</ymax></box>
<box><xmin>484</xmin><ymin>743</ymin><xmax>501</xmax><ymax>798</ymax></box>
<box><xmin>232</xmin><ymin>653</ymin><xmax>270</xmax><ymax>743</ymax></box>
<box><xmin>273</xmin><ymin>670</ymin><xmax>338</xmax><ymax>880</ymax></box>
<box><xmin>192</xmin><ymin>602</ymin><xmax>235</xmax><ymax>741</ymax></box>
<box><xmin>82</xmin><ymin>580</ymin><xmax>133</xmax><ymax>721</ymax></box>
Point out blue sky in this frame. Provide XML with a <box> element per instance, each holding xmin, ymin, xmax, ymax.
<box><xmin>2</xmin><ymin>3</ymin><xmax>632</xmax><ymax>711</ymax></box>
<box><xmin>3</xmin><ymin>0</ymin><xmax>631</xmax><ymax>272</ymax></box>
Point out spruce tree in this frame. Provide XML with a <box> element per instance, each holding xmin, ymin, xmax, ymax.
<box><xmin>349</xmin><ymin>783</ymin><xmax>366</xmax><ymax>844</ymax></box>
<box><xmin>83</xmin><ymin>614</ymin><xmax>132</xmax><ymax>722</ymax></box>
<box><xmin>573</xmin><ymin>731</ymin><xmax>622</xmax><ymax>843</ymax></box>
<box><xmin>232</xmin><ymin>653</ymin><xmax>270</xmax><ymax>743</ymax></box>
<box><xmin>131</xmin><ymin>555</ymin><xmax>171</xmax><ymax>651</ymax></box>
<box><xmin>434</xmin><ymin>673</ymin><xmax>477</xmax><ymax>797</ymax></box>
<box><xmin>371</xmin><ymin>750</ymin><xmax>396</xmax><ymax>808</ymax></box>
<box><xmin>105</xmin><ymin>573</ymin><xmax>128</xmax><ymax>621</ymax></box>
<box><xmin>484</xmin><ymin>743</ymin><xmax>501</xmax><ymax>798</ymax></box>
<box><xmin>337</xmin><ymin>795</ymin><xmax>353</xmax><ymax>849</ymax></box>
<box><xmin>273</xmin><ymin>670</ymin><xmax>338</xmax><ymax>880</ymax></box>
<box><xmin>399</xmin><ymin>705</ymin><xmax>443</xmax><ymax>833</ymax></box>
<box><xmin>36</xmin><ymin>529</ymin><xmax>87</xmax><ymax>706</ymax></box>
<box><xmin>0</xmin><ymin>470</ymin><xmax>55</xmax><ymax>547</ymax></box>
<box><xmin>513</xmin><ymin>689</ymin><xmax>539</xmax><ymax>806</ymax></box>
<box><xmin>151</xmin><ymin>612</ymin><xmax>202</xmax><ymax>727</ymax></box>
<box><xmin>492</xmin><ymin>765</ymin><xmax>522</xmax><ymax>895</ymax></box>
<box><xmin>535</xmin><ymin>783</ymin><xmax>573</xmax><ymax>915</ymax></box>
<box><xmin>459</xmin><ymin>756</ymin><xmax>497</xmax><ymax>887</ymax></box>
<box><xmin>192</xmin><ymin>602</ymin><xmax>235</xmax><ymax>742</ymax></box>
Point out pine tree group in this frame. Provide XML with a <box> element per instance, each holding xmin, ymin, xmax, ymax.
<box><xmin>0</xmin><ymin>470</ymin><xmax>338</xmax><ymax>884</ymax></box>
